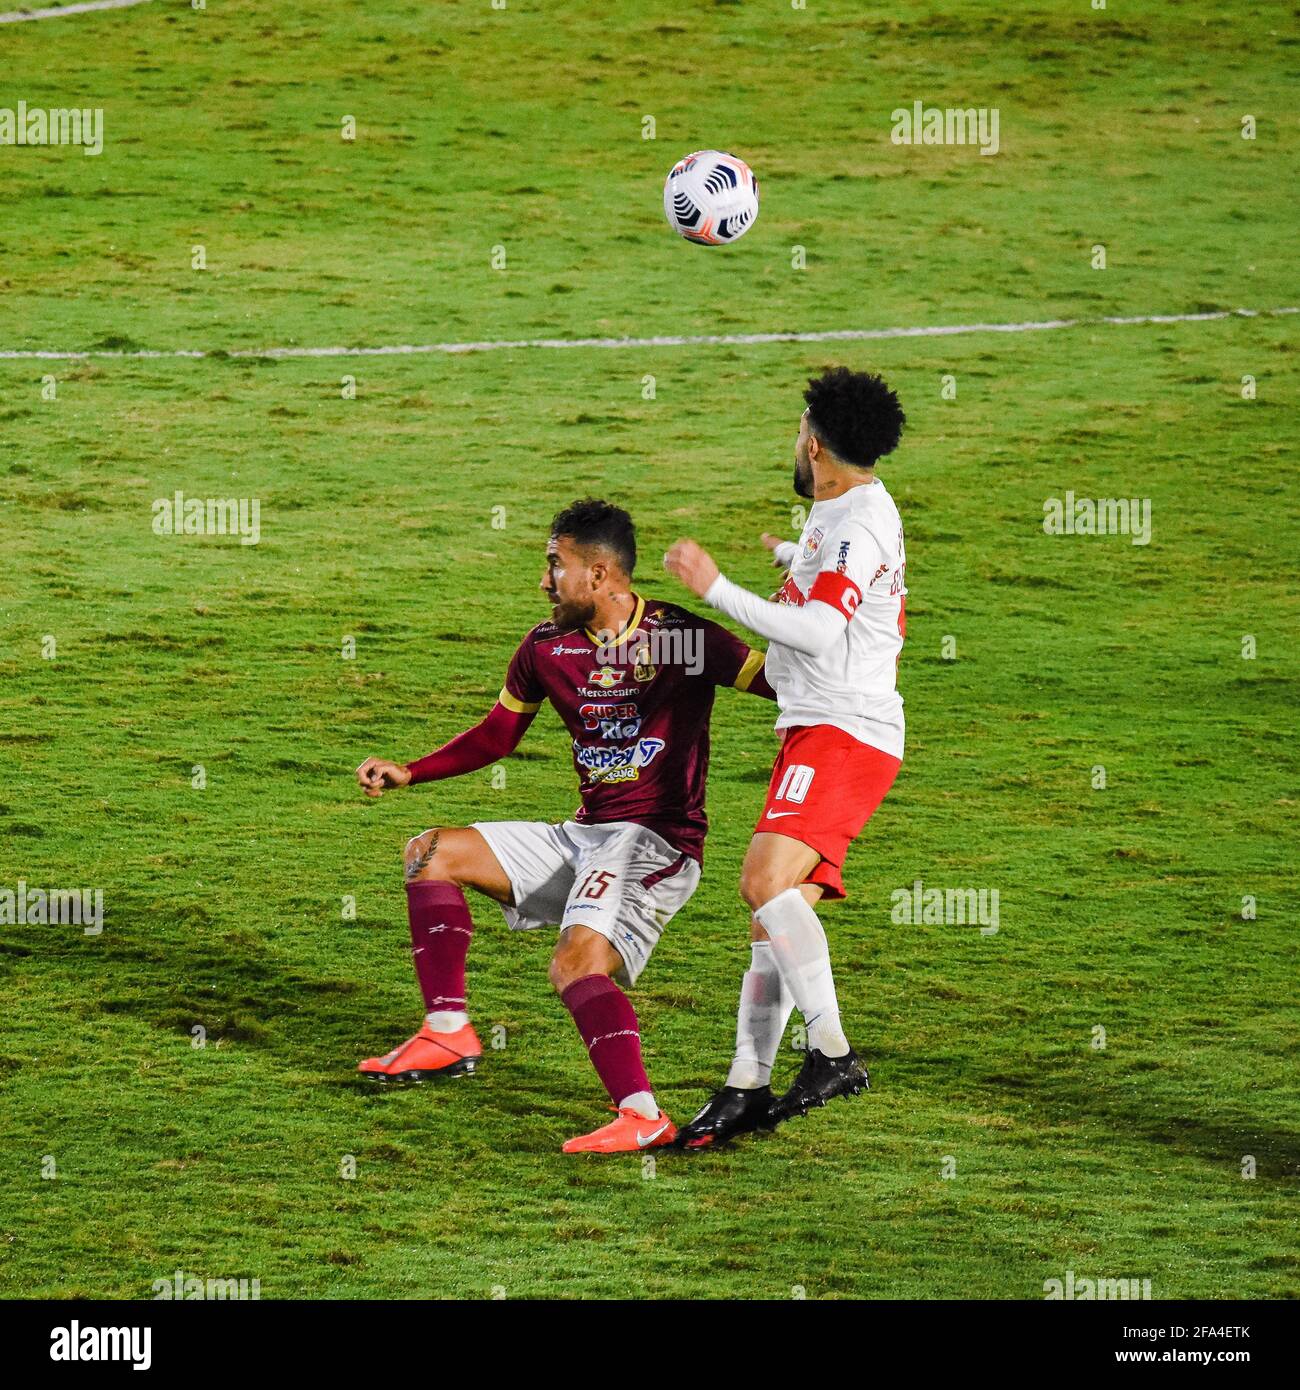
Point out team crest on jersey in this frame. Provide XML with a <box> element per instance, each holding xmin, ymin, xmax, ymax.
<box><xmin>632</xmin><ymin>642</ymin><xmax>656</xmax><ymax>683</ymax></box>
<box><xmin>587</xmin><ymin>666</ymin><xmax>621</xmax><ymax>689</ymax></box>
<box><xmin>802</xmin><ymin>526</ymin><xmax>825</xmax><ymax>560</ymax></box>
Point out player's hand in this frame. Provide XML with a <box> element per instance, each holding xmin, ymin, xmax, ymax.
<box><xmin>761</xmin><ymin>532</ymin><xmax>787</xmax><ymax>567</ymax></box>
<box><xmin>663</xmin><ymin>538</ymin><xmax>720</xmax><ymax>597</ymax></box>
<box><xmin>355</xmin><ymin>757</ymin><xmax>412</xmax><ymax>798</ymax></box>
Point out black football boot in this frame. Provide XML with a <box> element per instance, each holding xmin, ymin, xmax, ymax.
<box><xmin>769</xmin><ymin>1048</ymin><xmax>870</xmax><ymax>1125</ymax></box>
<box><xmin>675</xmin><ymin>1084</ymin><xmax>775</xmax><ymax>1150</ymax></box>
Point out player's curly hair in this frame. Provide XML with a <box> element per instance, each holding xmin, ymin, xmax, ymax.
<box><xmin>551</xmin><ymin>498</ymin><xmax>637</xmax><ymax>576</ymax></box>
<box><xmin>804</xmin><ymin>366</ymin><xmax>906</xmax><ymax>469</ymax></box>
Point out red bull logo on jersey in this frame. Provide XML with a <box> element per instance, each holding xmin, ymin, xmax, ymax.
<box><xmin>802</xmin><ymin>526</ymin><xmax>824</xmax><ymax>560</ymax></box>
<box><xmin>575</xmin><ymin>736</ymin><xmax>666</xmax><ymax>784</ymax></box>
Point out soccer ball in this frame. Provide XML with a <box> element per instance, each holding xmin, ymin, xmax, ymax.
<box><xmin>663</xmin><ymin>150</ymin><xmax>759</xmax><ymax>245</ymax></box>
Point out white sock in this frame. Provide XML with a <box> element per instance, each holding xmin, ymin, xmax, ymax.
<box><xmin>619</xmin><ymin>1089</ymin><xmax>659</xmax><ymax>1121</ymax></box>
<box><xmin>754</xmin><ymin>888</ymin><xmax>850</xmax><ymax>1058</ymax></box>
<box><xmin>725</xmin><ymin>940</ymin><xmax>795</xmax><ymax>1089</ymax></box>
<box><xmin>426</xmin><ymin>1009</ymin><xmax>470</xmax><ymax>1033</ymax></box>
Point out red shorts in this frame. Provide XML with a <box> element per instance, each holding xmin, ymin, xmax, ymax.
<box><xmin>755</xmin><ymin>724</ymin><xmax>901</xmax><ymax>900</ymax></box>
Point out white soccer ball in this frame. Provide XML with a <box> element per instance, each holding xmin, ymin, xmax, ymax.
<box><xmin>663</xmin><ymin>150</ymin><xmax>759</xmax><ymax>246</ymax></box>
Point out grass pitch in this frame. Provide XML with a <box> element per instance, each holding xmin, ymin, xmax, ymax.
<box><xmin>0</xmin><ymin>0</ymin><xmax>1296</xmax><ymax>1300</ymax></box>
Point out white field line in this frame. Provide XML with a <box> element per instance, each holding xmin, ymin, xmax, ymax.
<box><xmin>0</xmin><ymin>307</ymin><xmax>1294</xmax><ymax>363</ymax></box>
<box><xmin>0</xmin><ymin>0</ymin><xmax>155</xmax><ymax>23</ymax></box>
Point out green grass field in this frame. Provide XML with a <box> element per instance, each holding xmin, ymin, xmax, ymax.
<box><xmin>1</xmin><ymin>0</ymin><xmax>1297</xmax><ymax>1300</ymax></box>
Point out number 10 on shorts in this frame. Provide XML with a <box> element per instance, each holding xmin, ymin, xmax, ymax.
<box><xmin>775</xmin><ymin>763</ymin><xmax>815</xmax><ymax>804</ymax></box>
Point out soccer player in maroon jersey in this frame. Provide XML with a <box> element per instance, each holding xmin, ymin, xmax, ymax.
<box><xmin>354</xmin><ymin>499</ymin><xmax>773</xmax><ymax>1154</ymax></box>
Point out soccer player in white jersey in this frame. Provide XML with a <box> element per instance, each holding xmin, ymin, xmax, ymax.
<box><xmin>663</xmin><ymin>367</ymin><xmax>907</xmax><ymax>1147</ymax></box>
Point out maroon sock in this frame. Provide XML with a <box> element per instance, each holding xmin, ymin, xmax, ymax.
<box><xmin>561</xmin><ymin>973</ymin><xmax>652</xmax><ymax>1108</ymax></box>
<box><xmin>405</xmin><ymin>881</ymin><xmax>473</xmax><ymax>1017</ymax></box>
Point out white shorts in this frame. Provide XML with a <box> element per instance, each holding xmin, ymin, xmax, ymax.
<box><xmin>470</xmin><ymin>819</ymin><xmax>701</xmax><ymax>986</ymax></box>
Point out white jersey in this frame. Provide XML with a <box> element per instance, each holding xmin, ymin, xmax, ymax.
<box><xmin>765</xmin><ymin>480</ymin><xmax>907</xmax><ymax>758</ymax></box>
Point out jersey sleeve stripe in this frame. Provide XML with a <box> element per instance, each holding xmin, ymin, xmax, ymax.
<box><xmin>733</xmin><ymin>648</ymin><xmax>766</xmax><ymax>691</ymax></box>
<box><xmin>498</xmin><ymin>686</ymin><xmax>542</xmax><ymax>714</ymax></box>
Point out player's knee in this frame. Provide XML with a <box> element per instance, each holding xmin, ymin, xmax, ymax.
<box><xmin>403</xmin><ymin>828</ymin><xmax>460</xmax><ymax>884</ymax></box>
<box><xmin>740</xmin><ymin>864</ymin><xmax>786</xmax><ymax>913</ymax></box>
<box><xmin>548</xmin><ymin>932</ymin><xmax>615</xmax><ymax>995</ymax></box>
<box><xmin>548</xmin><ymin>943</ymin><xmax>590</xmax><ymax>995</ymax></box>
<box><xmin>549</xmin><ymin>942</ymin><xmax>595</xmax><ymax>995</ymax></box>
<box><xmin>547</xmin><ymin>951</ymin><xmax>573</xmax><ymax>995</ymax></box>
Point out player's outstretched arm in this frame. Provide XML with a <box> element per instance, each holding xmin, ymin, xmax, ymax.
<box><xmin>664</xmin><ymin>537</ymin><xmax>847</xmax><ymax>658</ymax></box>
<box><xmin>356</xmin><ymin>702</ymin><xmax>535</xmax><ymax>798</ymax></box>
<box><xmin>761</xmin><ymin>532</ymin><xmax>798</xmax><ymax>568</ymax></box>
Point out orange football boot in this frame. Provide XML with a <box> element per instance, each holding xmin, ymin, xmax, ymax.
<box><xmin>562</xmin><ymin>1107</ymin><xmax>677</xmax><ymax>1154</ymax></box>
<box><xmin>358</xmin><ymin>1022</ymin><xmax>481</xmax><ymax>1082</ymax></box>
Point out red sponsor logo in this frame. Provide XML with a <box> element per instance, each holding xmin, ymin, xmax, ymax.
<box><xmin>579</xmin><ymin>700</ymin><xmax>639</xmax><ymax>732</ymax></box>
<box><xmin>775</xmin><ymin>574</ymin><xmax>806</xmax><ymax>607</ymax></box>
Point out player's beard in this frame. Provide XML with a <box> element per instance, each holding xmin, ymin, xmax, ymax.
<box><xmin>793</xmin><ymin>441</ymin><xmax>814</xmax><ymax>499</ymax></box>
<box><xmin>548</xmin><ymin>592</ymin><xmax>597</xmax><ymax>633</ymax></box>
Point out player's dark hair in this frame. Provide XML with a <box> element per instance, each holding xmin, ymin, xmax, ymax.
<box><xmin>804</xmin><ymin>366</ymin><xmax>906</xmax><ymax>469</ymax></box>
<box><xmin>551</xmin><ymin>498</ymin><xmax>637</xmax><ymax>577</ymax></box>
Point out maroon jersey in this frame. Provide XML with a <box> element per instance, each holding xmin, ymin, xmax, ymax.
<box><xmin>500</xmin><ymin>594</ymin><xmax>768</xmax><ymax>863</ymax></box>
